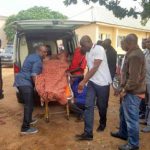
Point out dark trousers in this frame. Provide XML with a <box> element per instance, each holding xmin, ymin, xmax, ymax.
<box><xmin>119</xmin><ymin>94</ymin><xmax>140</xmax><ymax>147</ymax></box>
<box><xmin>139</xmin><ymin>100</ymin><xmax>146</xmax><ymax>117</ymax></box>
<box><xmin>84</xmin><ymin>81</ymin><xmax>110</xmax><ymax>135</ymax></box>
<box><xmin>18</xmin><ymin>86</ymin><xmax>34</xmax><ymax>131</ymax></box>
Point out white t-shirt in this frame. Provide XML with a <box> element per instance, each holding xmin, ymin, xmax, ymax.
<box><xmin>86</xmin><ymin>45</ymin><xmax>112</xmax><ymax>86</ymax></box>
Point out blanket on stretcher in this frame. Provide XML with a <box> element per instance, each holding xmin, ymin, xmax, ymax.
<box><xmin>35</xmin><ymin>59</ymin><xmax>70</xmax><ymax>105</ymax></box>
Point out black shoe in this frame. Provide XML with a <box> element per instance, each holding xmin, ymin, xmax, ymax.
<box><xmin>75</xmin><ymin>132</ymin><xmax>93</xmax><ymax>141</ymax></box>
<box><xmin>96</xmin><ymin>124</ymin><xmax>106</xmax><ymax>132</ymax></box>
<box><xmin>111</xmin><ymin>132</ymin><xmax>127</xmax><ymax>141</ymax></box>
<box><xmin>118</xmin><ymin>144</ymin><xmax>139</xmax><ymax>150</ymax></box>
<box><xmin>0</xmin><ymin>94</ymin><xmax>4</xmax><ymax>100</ymax></box>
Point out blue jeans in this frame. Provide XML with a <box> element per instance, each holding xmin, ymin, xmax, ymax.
<box><xmin>84</xmin><ymin>81</ymin><xmax>110</xmax><ymax>135</ymax></box>
<box><xmin>119</xmin><ymin>93</ymin><xmax>141</xmax><ymax>147</ymax></box>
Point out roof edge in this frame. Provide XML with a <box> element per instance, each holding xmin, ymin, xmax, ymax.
<box><xmin>95</xmin><ymin>21</ymin><xmax>150</xmax><ymax>32</ymax></box>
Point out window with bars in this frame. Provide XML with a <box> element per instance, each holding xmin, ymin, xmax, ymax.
<box><xmin>99</xmin><ymin>33</ymin><xmax>111</xmax><ymax>40</ymax></box>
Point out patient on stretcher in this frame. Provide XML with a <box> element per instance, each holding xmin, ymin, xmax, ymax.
<box><xmin>35</xmin><ymin>50</ymin><xmax>71</xmax><ymax>105</ymax></box>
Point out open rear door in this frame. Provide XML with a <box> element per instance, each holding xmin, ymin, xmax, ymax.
<box><xmin>13</xmin><ymin>20</ymin><xmax>90</xmax><ymax>71</ymax></box>
<box><xmin>12</xmin><ymin>19</ymin><xmax>90</xmax><ymax>32</ymax></box>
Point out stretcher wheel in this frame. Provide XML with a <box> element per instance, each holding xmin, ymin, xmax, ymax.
<box><xmin>66</xmin><ymin>102</ymin><xmax>70</xmax><ymax>120</ymax></box>
<box><xmin>66</xmin><ymin>115</ymin><xmax>69</xmax><ymax>120</ymax></box>
<box><xmin>45</xmin><ymin>102</ymin><xmax>49</xmax><ymax>123</ymax></box>
<box><xmin>45</xmin><ymin>117</ymin><xmax>49</xmax><ymax>123</ymax></box>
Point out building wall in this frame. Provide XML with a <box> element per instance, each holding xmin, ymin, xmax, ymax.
<box><xmin>117</xmin><ymin>28</ymin><xmax>148</xmax><ymax>53</ymax></box>
<box><xmin>98</xmin><ymin>25</ymin><xmax>117</xmax><ymax>49</ymax></box>
<box><xmin>0</xmin><ymin>16</ymin><xmax>7</xmax><ymax>48</ymax></box>
<box><xmin>76</xmin><ymin>23</ymin><xmax>150</xmax><ymax>54</ymax></box>
<box><xmin>75</xmin><ymin>23</ymin><xmax>98</xmax><ymax>43</ymax></box>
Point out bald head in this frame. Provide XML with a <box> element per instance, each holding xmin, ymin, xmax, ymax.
<box><xmin>36</xmin><ymin>45</ymin><xmax>48</xmax><ymax>59</ymax></box>
<box><xmin>104</xmin><ymin>39</ymin><xmax>111</xmax><ymax>46</ymax></box>
<box><xmin>125</xmin><ymin>34</ymin><xmax>138</xmax><ymax>51</ymax></box>
<box><xmin>125</xmin><ymin>34</ymin><xmax>138</xmax><ymax>45</ymax></box>
<box><xmin>80</xmin><ymin>35</ymin><xmax>92</xmax><ymax>45</ymax></box>
<box><xmin>97</xmin><ymin>40</ymin><xmax>103</xmax><ymax>46</ymax></box>
<box><xmin>80</xmin><ymin>35</ymin><xmax>93</xmax><ymax>52</ymax></box>
<box><xmin>103</xmin><ymin>39</ymin><xmax>111</xmax><ymax>49</ymax></box>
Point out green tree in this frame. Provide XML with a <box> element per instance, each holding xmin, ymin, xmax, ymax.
<box><xmin>64</xmin><ymin>0</ymin><xmax>150</xmax><ymax>24</ymax></box>
<box><xmin>4</xmin><ymin>6</ymin><xmax>67</xmax><ymax>42</ymax></box>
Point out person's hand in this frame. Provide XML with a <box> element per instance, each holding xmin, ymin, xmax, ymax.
<box><xmin>66</xmin><ymin>71</ymin><xmax>71</xmax><ymax>76</ymax></box>
<box><xmin>78</xmin><ymin>81</ymin><xmax>85</xmax><ymax>93</ymax></box>
<box><xmin>120</xmin><ymin>91</ymin><xmax>126</xmax><ymax>99</ymax></box>
<box><xmin>114</xmin><ymin>90</ymin><xmax>120</xmax><ymax>96</ymax></box>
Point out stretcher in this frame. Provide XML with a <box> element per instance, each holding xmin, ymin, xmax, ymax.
<box><xmin>41</xmin><ymin>76</ymin><xmax>74</xmax><ymax>123</ymax></box>
<box><xmin>35</xmin><ymin>53</ymin><xmax>74</xmax><ymax>122</ymax></box>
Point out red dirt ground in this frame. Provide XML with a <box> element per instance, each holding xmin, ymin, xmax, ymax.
<box><xmin>0</xmin><ymin>68</ymin><xmax>150</xmax><ymax>150</ymax></box>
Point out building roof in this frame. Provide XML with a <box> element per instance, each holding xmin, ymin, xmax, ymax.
<box><xmin>70</xmin><ymin>6</ymin><xmax>150</xmax><ymax>32</ymax></box>
<box><xmin>0</xmin><ymin>16</ymin><xmax>8</xmax><ymax>20</ymax></box>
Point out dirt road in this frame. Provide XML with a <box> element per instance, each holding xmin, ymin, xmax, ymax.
<box><xmin>0</xmin><ymin>68</ymin><xmax>150</xmax><ymax>150</ymax></box>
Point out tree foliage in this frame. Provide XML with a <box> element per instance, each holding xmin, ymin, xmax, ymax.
<box><xmin>64</xmin><ymin>0</ymin><xmax>150</xmax><ymax>24</ymax></box>
<box><xmin>4</xmin><ymin>6</ymin><xmax>67</xmax><ymax>42</ymax></box>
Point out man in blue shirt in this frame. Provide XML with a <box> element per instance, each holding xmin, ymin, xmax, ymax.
<box><xmin>14</xmin><ymin>45</ymin><xmax>48</xmax><ymax>135</ymax></box>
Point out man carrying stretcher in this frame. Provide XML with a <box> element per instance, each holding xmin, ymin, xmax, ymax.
<box><xmin>67</xmin><ymin>47</ymin><xmax>87</xmax><ymax>121</ymax></box>
<box><xmin>14</xmin><ymin>45</ymin><xmax>48</xmax><ymax>135</ymax></box>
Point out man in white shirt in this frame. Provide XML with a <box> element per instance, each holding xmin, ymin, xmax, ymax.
<box><xmin>76</xmin><ymin>35</ymin><xmax>112</xmax><ymax>141</ymax></box>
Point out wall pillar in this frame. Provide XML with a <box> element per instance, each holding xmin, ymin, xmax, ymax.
<box><xmin>112</xmin><ymin>28</ymin><xmax>118</xmax><ymax>51</ymax></box>
<box><xmin>95</xmin><ymin>24</ymin><xmax>100</xmax><ymax>43</ymax></box>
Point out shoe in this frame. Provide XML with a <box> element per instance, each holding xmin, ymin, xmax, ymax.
<box><xmin>75</xmin><ymin>132</ymin><xmax>93</xmax><ymax>141</ymax></box>
<box><xmin>141</xmin><ymin>126</ymin><xmax>150</xmax><ymax>133</ymax></box>
<box><xmin>0</xmin><ymin>94</ymin><xmax>4</xmax><ymax>100</ymax></box>
<box><xmin>96</xmin><ymin>124</ymin><xmax>106</xmax><ymax>132</ymax></box>
<box><xmin>30</xmin><ymin>119</ymin><xmax>38</xmax><ymax>125</ymax></box>
<box><xmin>21</xmin><ymin>127</ymin><xmax>38</xmax><ymax>135</ymax></box>
<box><xmin>118</xmin><ymin>144</ymin><xmax>139</xmax><ymax>150</ymax></box>
<box><xmin>111</xmin><ymin>132</ymin><xmax>127</xmax><ymax>141</ymax></box>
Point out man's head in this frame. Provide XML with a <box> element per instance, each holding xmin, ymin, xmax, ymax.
<box><xmin>103</xmin><ymin>39</ymin><xmax>111</xmax><ymax>49</ymax></box>
<box><xmin>80</xmin><ymin>35</ymin><xmax>93</xmax><ymax>53</ymax></box>
<box><xmin>125</xmin><ymin>34</ymin><xmax>138</xmax><ymax>51</ymax></box>
<box><xmin>121</xmin><ymin>39</ymin><xmax>128</xmax><ymax>52</ymax></box>
<box><xmin>45</xmin><ymin>45</ymin><xmax>52</xmax><ymax>56</ymax></box>
<box><xmin>146</xmin><ymin>37</ymin><xmax>150</xmax><ymax>50</ymax></box>
<box><xmin>97</xmin><ymin>40</ymin><xmax>103</xmax><ymax>46</ymax></box>
<box><xmin>36</xmin><ymin>45</ymin><xmax>48</xmax><ymax>59</ymax></box>
<box><xmin>142</xmin><ymin>38</ymin><xmax>147</xmax><ymax>49</ymax></box>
